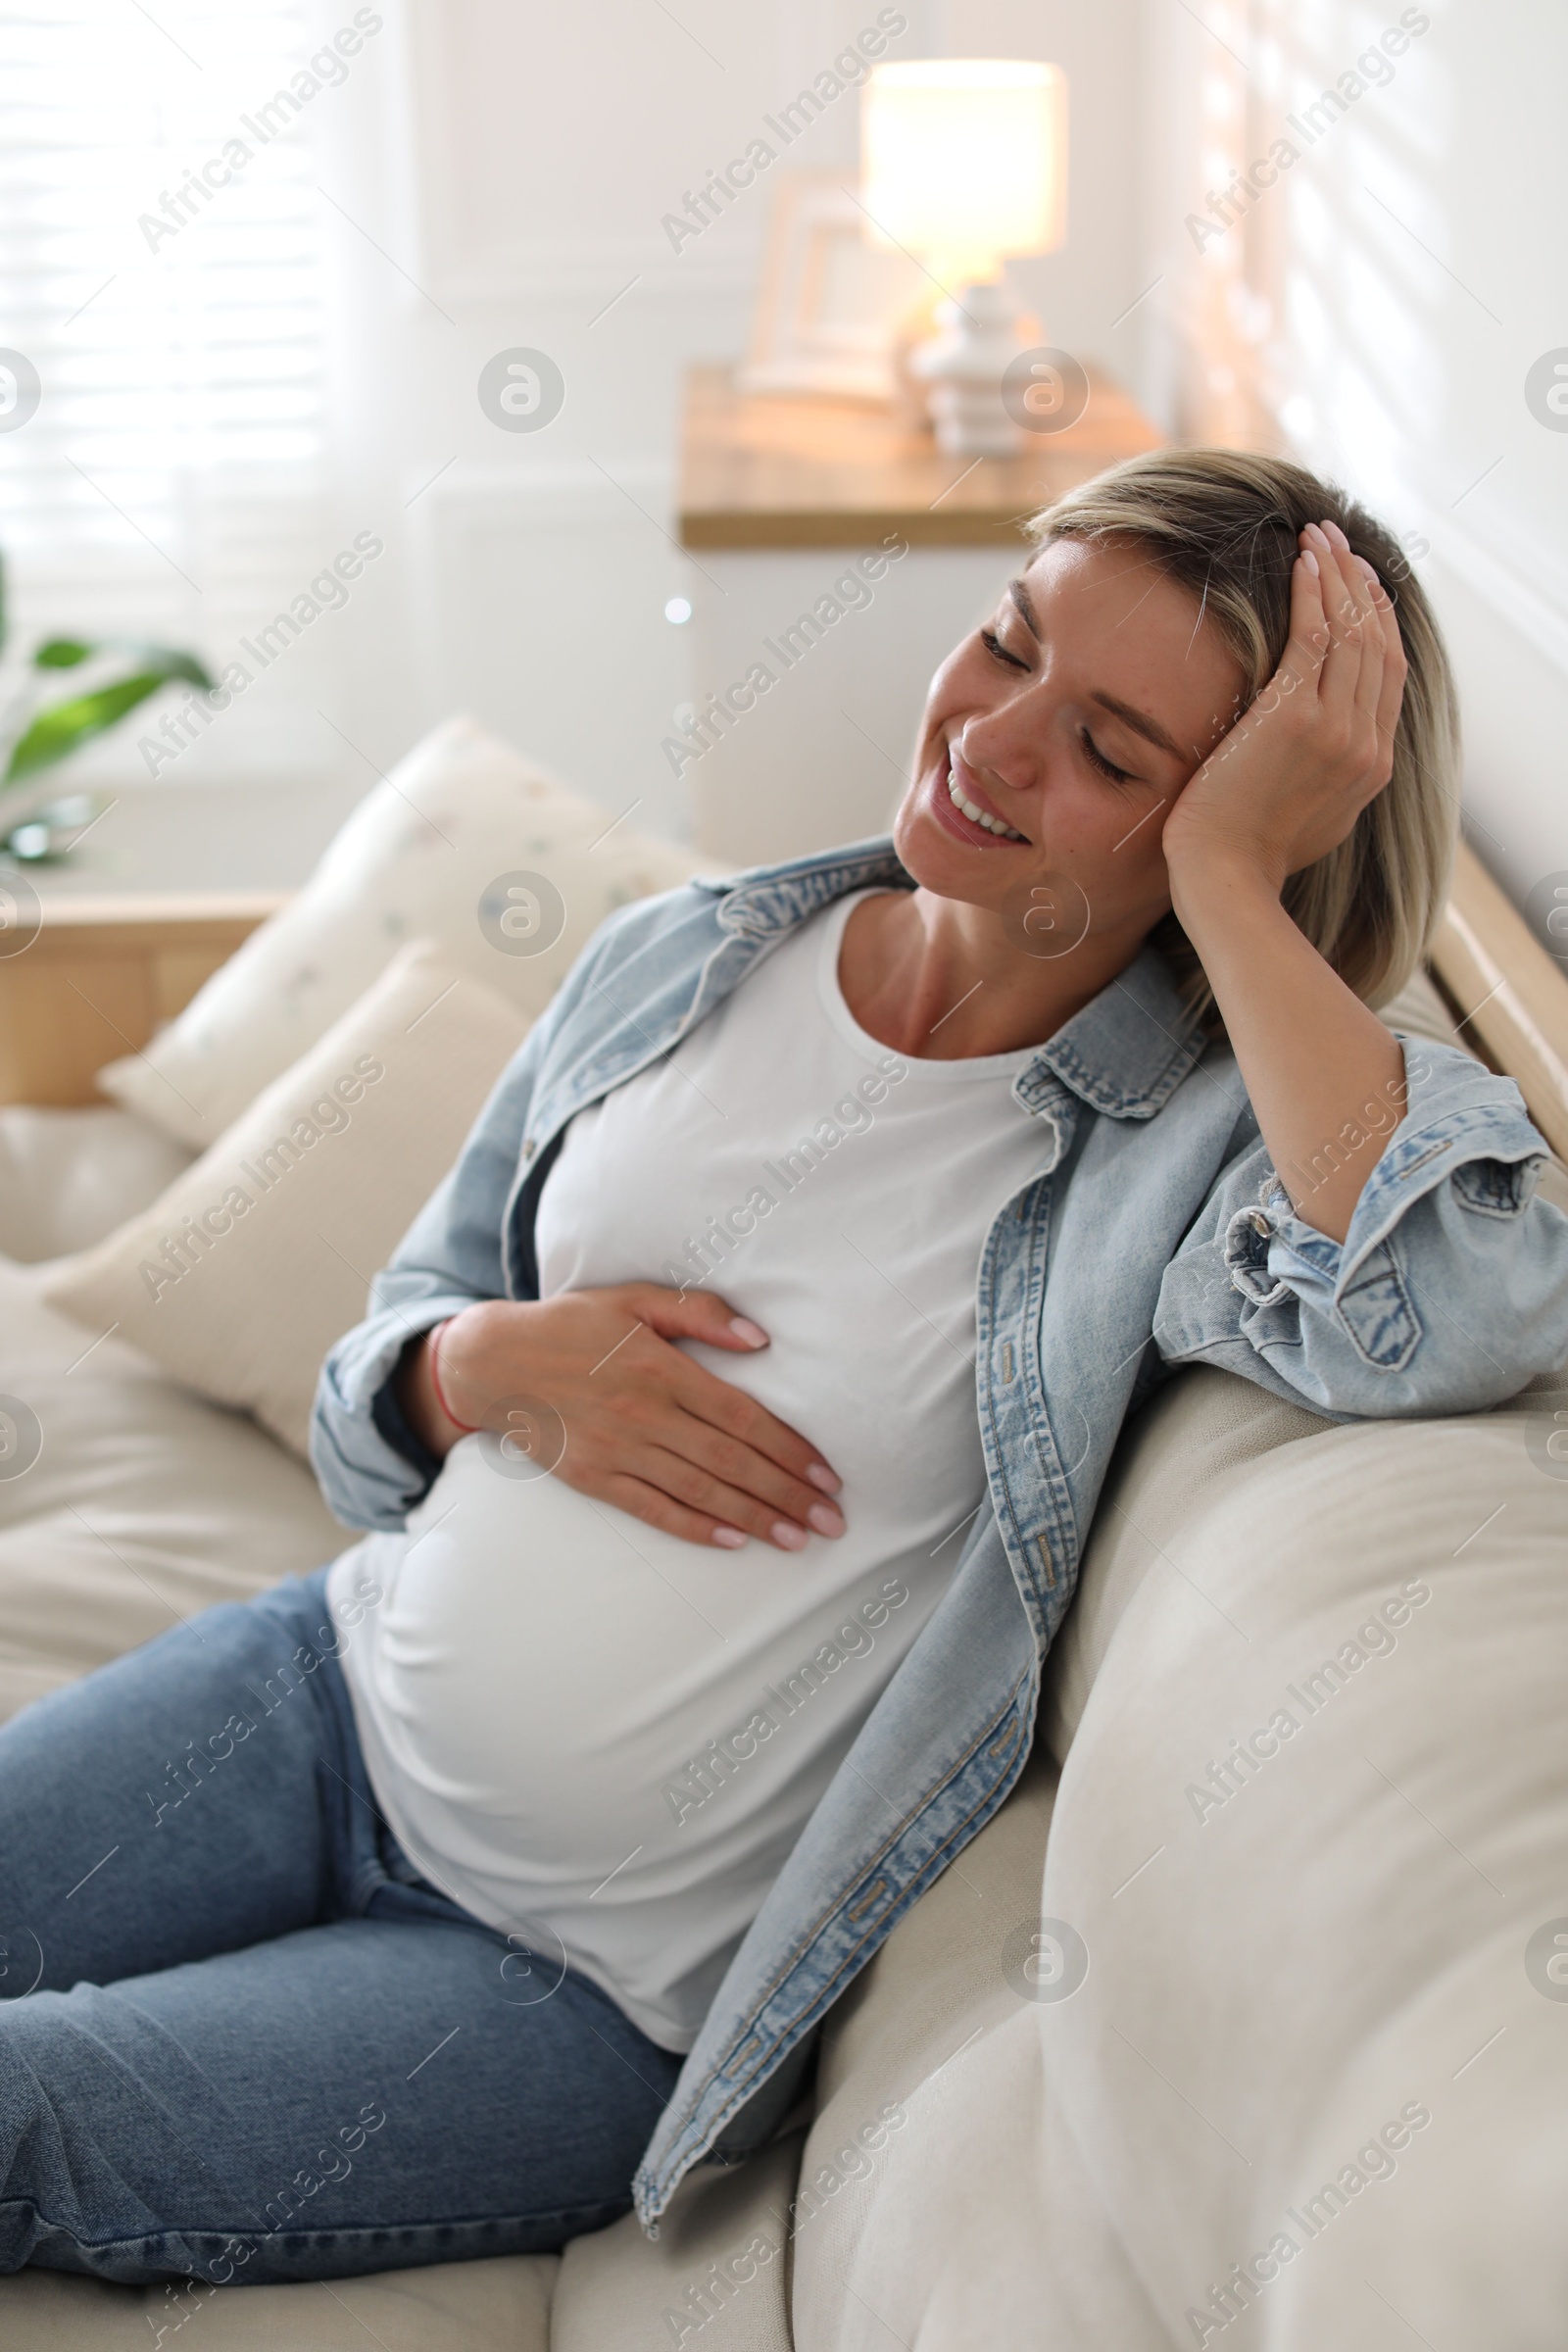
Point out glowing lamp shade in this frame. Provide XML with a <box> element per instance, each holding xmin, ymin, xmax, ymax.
<box><xmin>860</xmin><ymin>60</ymin><xmax>1067</xmax><ymax>281</ymax></box>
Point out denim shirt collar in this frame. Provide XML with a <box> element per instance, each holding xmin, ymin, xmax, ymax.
<box><xmin>696</xmin><ymin>834</ymin><xmax>1209</xmax><ymax>1123</ymax></box>
<box><xmin>1033</xmin><ymin>945</ymin><xmax>1210</xmax><ymax>1120</ymax></box>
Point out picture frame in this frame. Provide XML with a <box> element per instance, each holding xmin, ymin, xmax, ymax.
<box><xmin>737</xmin><ymin>171</ymin><xmax>928</xmax><ymax>404</ymax></box>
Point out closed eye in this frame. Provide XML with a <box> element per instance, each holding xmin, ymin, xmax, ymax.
<box><xmin>979</xmin><ymin>621</ymin><xmax>1142</xmax><ymax>783</ymax></box>
<box><xmin>980</xmin><ymin>624</ymin><xmax>1030</xmax><ymax>673</ymax></box>
<box><xmin>1079</xmin><ymin>725</ymin><xmax>1137</xmax><ymax>785</ymax></box>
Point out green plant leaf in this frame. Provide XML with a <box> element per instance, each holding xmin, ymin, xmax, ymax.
<box><xmin>4</xmin><ymin>672</ymin><xmax>181</xmax><ymax>785</ymax></box>
<box><xmin>33</xmin><ymin>637</ymin><xmax>212</xmax><ymax>686</ymax></box>
<box><xmin>3</xmin><ymin>639</ymin><xmax>215</xmax><ymax>789</ymax></box>
<box><xmin>122</xmin><ymin>642</ymin><xmax>213</xmax><ymax>690</ymax></box>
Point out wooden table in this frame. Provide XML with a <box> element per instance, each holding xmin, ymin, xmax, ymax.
<box><xmin>673</xmin><ymin>365</ymin><xmax>1165</xmax><ymax>864</ymax></box>
<box><xmin>677</xmin><ymin>364</ymin><xmax>1164</xmax><ymax>551</ymax></box>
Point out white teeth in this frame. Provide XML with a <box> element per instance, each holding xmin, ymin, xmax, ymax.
<box><xmin>948</xmin><ymin>768</ymin><xmax>1026</xmax><ymax>842</ymax></box>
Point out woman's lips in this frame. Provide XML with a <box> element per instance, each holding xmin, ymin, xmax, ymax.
<box><xmin>928</xmin><ymin>753</ymin><xmax>1030</xmax><ymax>849</ymax></box>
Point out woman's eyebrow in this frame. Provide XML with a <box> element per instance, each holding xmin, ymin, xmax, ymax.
<box><xmin>1090</xmin><ymin>691</ymin><xmax>1182</xmax><ymax>760</ymax></box>
<box><xmin>1004</xmin><ymin>578</ymin><xmax>1181</xmax><ymax>759</ymax></box>
<box><xmin>1007</xmin><ymin>577</ymin><xmax>1040</xmax><ymax>636</ymax></box>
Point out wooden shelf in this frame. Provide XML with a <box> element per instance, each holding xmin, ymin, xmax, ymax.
<box><xmin>3</xmin><ymin>851</ymin><xmax>1565</xmax><ymax>1168</ymax></box>
<box><xmin>677</xmin><ymin>363</ymin><xmax>1164</xmax><ymax>550</ymax></box>
<box><xmin>23</xmin><ymin>890</ymin><xmax>289</xmax><ymax>934</ymax></box>
<box><xmin>0</xmin><ymin>890</ymin><xmax>286</xmax><ymax>1109</ymax></box>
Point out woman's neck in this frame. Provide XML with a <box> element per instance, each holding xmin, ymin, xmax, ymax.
<box><xmin>836</xmin><ymin>887</ymin><xmax>1153</xmax><ymax>1061</ymax></box>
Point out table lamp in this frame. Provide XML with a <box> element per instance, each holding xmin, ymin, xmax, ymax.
<box><xmin>860</xmin><ymin>59</ymin><xmax>1068</xmax><ymax>456</ymax></box>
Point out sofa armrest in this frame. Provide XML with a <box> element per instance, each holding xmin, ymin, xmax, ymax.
<box><xmin>0</xmin><ymin>893</ymin><xmax>285</xmax><ymax>1108</ymax></box>
<box><xmin>1428</xmin><ymin>839</ymin><xmax>1568</xmax><ymax>1162</ymax></box>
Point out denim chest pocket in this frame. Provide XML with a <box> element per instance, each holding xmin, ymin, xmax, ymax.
<box><xmin>1448</xmin><ymin>1154</ymin><xmax>1542</xmax><ymax>1219</ymax></box>
<box><xmin>1335</xmin><ymin>1238</ymin><xmax>1422</xmax><ymax>1370</ymax></box>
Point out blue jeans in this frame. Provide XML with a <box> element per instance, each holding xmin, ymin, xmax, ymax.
<box><xmin>0</xmin><ymin>1567</ymin><xmax>684</xmax><ymax>2286</ymax></box>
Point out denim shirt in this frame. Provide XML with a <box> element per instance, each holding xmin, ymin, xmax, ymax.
<box><xmin>311</xmin><ymin>837</ymin><xmax>1568</xmax><ymax>2229</ymax></box>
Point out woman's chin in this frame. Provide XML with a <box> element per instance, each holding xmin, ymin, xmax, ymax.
<box><xmin>894</xmin><ymin>791</ymin><xmax>1010</xmax><ymax>905</ymax></box>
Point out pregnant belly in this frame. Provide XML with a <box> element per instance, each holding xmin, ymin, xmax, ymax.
<box><xmin>356</xmin><ymin>1437</ymin><xmax>929</xmax><ymax>1868</ymax></box>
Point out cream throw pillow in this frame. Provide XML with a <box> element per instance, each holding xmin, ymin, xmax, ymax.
<box><xmin>44</xmin><ymin>941</ymin><xmax>528</xmax><ymax>1459</ymax></box>
<box><xmin>98</xmin><ymin>714</ymin><xmax>710</xmax><ymax>1149</ymax></box>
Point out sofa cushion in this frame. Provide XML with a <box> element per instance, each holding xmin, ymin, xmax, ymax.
<box><xmin>788</xmin><ymin>1740</ymin><xmax>1169</xmax><ymax>2348</ymax></box>
<box><xmin>1040</xmin><ymin>1378</ymin><xmax>1568</xmax><ymax>2348</ymax></box>
<box><xmin>98</xmin><ymin>716</ymin><xmax>711</xmax><ymax>1150</ymax></box>
<box><xmin>551</xmin><ymin>2132</ymin><xmax>802</xmax><ymax>2350</ymax></box>
<box><xmin>1039</xmin><ymin>1367</ymin><xmax>1332</xmax><ymax>1767</ymax></box>
<box><xmin>781</xmin><ymin>1348</ymin><xmax>1568</xmax><ymax>2346</ymax></box>
<box><xmin>0</xmin><ymin>2251</ymin><xmax>557</xmax><ymax>2350</ymax></box>
<box><xmin>0</xmin><ymin>1105</ymin><xmax>194</xmax><ymax>1264</ymax></box>
<box><xmin>41</xmin><ymin>941</ymin><xmax>528</xmax><ymax>1459</ymax></box>
<box><xmin>0</xmin><ymin>1257</ymin><xmax>346</xmax><ymax>1724</ymax></box>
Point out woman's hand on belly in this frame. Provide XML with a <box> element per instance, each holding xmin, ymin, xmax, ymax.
<box><xmin>395</xmin><ymin>1286</ymin><xmax>845</xmax><ymax>1552</ymax></box>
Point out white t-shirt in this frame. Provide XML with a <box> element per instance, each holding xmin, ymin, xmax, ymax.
<box><xmin>330</xmin><ymin>890</ymin><xmax>1049</xmax><ymax>2049</ymax></box>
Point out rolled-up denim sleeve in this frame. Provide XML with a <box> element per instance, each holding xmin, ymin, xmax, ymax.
<box><xmin>308</xmin><ymin>1035</ymin><xmax>544</xmax><ymax>1530</ymax></box>
<box><xmin>1153</xmin><ymin>1037</ymin><xmax>1568</xmax><ymax>1417</ymax></box>
<box><xmin>307</xmin><ymin>886</ymin><xmax>707</xmax><ymax>1528</ymax></box>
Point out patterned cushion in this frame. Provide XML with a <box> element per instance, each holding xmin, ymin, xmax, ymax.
<box><xmin>98</xmin><ymin>716</ymin><xmax>713</xmax><ymax>1150</ymax></box>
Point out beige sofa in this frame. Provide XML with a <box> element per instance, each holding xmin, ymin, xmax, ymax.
<box><xmin>3</xmin><ymin>724</ymin><xmax>1567</xmax><ymax>2347</ymax></box>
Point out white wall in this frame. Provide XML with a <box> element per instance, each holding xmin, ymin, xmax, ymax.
<box><xmin>318</xmin><ymin>0</ymin><xmax>1151</xmax><ymax>845</ymax></box>
<box><xmin>25</xmin><ymin>0</ymin><xmax>1564</xmax><ymax>944</ymax></box>
<box><xmin>42</xmin><ymin>0</ymin><xmax>1148</xmax><ymax>888</ymax></box>
<box><xmin>1133</xmin><ymin>0</ymin><xmax>1568</xmax><ymax>946</ymax></box>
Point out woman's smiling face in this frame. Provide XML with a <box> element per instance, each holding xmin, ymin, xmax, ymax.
<box><xmin>895</xmin><ymin>536</ymin><xmax>1249</xmax><ymax>952</ymax></box>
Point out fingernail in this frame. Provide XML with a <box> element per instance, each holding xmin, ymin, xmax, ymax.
<box><xmin>729</xmin><ymin>1317</ymin><xmax>768</xmax><ymax>1348</ymax></box>
<box><xmin>1355</xmin><ymin>556</ymin><xmax>1380</xmax><ymax>585</ymax></box>
<box><xmin>1322</xmin><ymin>517</ymin><xmax>1349</xmax><ymax>547</ymax></box>
<box><xmin>711</xmin><ymin>1526</ymin><xmax>748</xmax><ymax>1549</ymax></box>
<box><xmin>807</xmin><ymin>1502</ymin><xmax>845</xmax><ymax>1538</ymax></box>
<box><xmin>770</xmin><ymin>1521</ymin><xmax>808</xmax><ymax>1551</ymax></box>
<box><xmin>1299</xmin><ymin>549</ymin><xmax>1319</xmax><ymax>576</ymax></box>
<box><xmin>805</xmin><ymin>1461</ymin><xmax>842</xmax><ymax>1494</ymax></box>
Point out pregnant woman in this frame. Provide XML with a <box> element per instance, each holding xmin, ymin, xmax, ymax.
<box><xmin>4</xmin><ymin>450</ymin><xmax>1567</xmax><ymax>2288</ymax></box>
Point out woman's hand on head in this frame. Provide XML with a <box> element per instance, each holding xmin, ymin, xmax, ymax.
<box><xmin>1160</xmin><ymin>517</ymin><xmax>1407</xmax><ymax>901</ymax></box>
<box><xmin>1152</xmin><ymin>516</ymin><xmax>1412</xmax><ymax>1246</ymax></box>
<box><xmin>396</xmin><ymin>1287</ymin><xmax>845</xmax><ymax>1553</ymax></box>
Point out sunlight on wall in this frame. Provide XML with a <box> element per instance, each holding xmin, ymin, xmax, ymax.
<box><xmin>1144</xmin><ymin>0</ymin><xmax>1568</xmax><ymax>906</ymax></box>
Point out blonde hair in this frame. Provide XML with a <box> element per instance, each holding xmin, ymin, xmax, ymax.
<box><xmin>1026</xmin><ymin>447</ymin><xmax>1460</xmax><ymax>1025</ymax></box>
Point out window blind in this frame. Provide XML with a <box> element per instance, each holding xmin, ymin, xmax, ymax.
<box><xmin>0</xmin><ymin>1</ymin><xmax>336</xmax><ymax>767</ymax></box>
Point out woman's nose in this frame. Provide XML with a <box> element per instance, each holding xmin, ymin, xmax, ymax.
<box><xmin>957</xmin><ymin>718</ymin><xmax>1038</xmax><ymax>802</ymax></box>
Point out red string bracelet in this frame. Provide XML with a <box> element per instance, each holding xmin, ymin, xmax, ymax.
<box><xmin>427</xmin><ymin>1319</ymin><xmax>481</xmax><ymax>1434</ymax></box>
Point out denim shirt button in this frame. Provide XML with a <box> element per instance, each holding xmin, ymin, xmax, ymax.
<box><xmin>522</xmin><ymin>1138</ymin><xmax>537</xmax><ymax>1161</ymax></box>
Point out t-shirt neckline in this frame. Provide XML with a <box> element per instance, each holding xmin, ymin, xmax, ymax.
<box><xmin>814</xmin><ymin>888</ymin><xmax>1042</xmax><ymax>1082</ymax></box>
